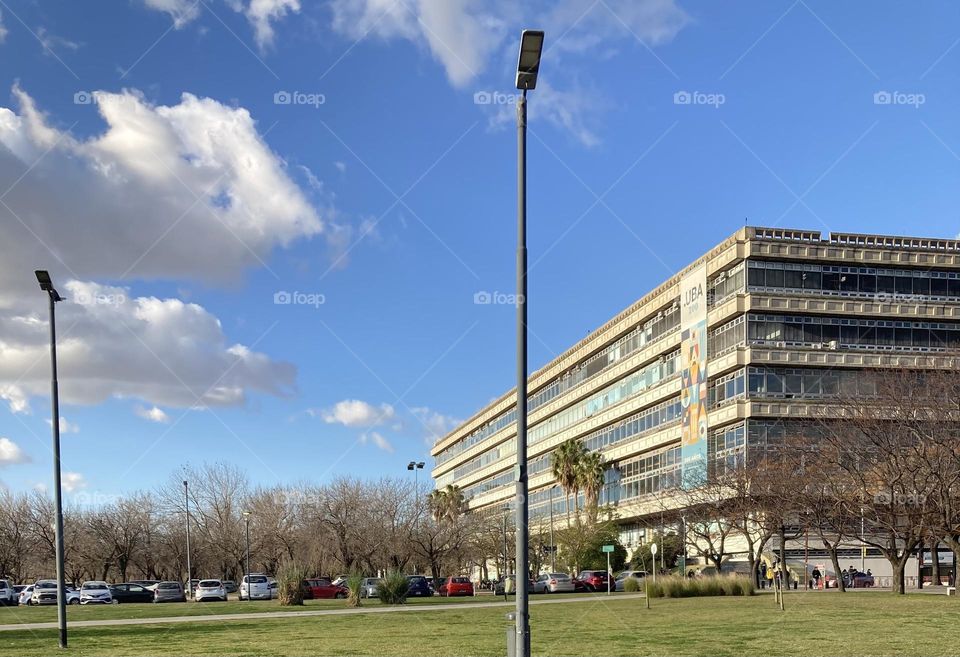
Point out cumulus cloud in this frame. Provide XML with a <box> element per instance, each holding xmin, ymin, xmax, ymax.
<box><xmin>62</xmin><ymin>472</ymin><xmax>86</xmax><ymax>492</ymax></box>
<box><xmin>360</xmin><ymin>430</ymin><xmax>394</xmax><ymax>453</ymax></box>
<box><xmin>143</xmin><ymin>0</ymin><xmax>201</xmax><ymax>28</ymax></box>
<box><xmin>143</xmin><ymin>0</ymin><xmax>300</xmax><ymax>49</ymax></box>
<box><xmin>318</xmin><ymin>400</ymin><xmax>396</xmax><ymax>427</ymax></box>
<box><xmin>410</xmin><ymin>406</ymin><xmax>460</xmax><ymax>443</ymax></box>
<box><xmin>45</xmin><ymin>417</ymin><xmax>79</xmax><ymax>434</ymax></box>
<box><xmin>135</xmin><ymin>405</ymin><xmax>171</xmax><ymax>423</ymax></box>
<box><xmin>0</xmin><ymin>281</ymin><xmax>296</xmax><ymax>413</ymax></box>
<box><xmin>0</xmin><ymin>437</ymin><xmax>29</xmax><ymax>466</ymax></box>
<box><xmin>0</xmin><ymin>86</ymin><xmax>323</xmax><ymax>295</ymax></box>
<box><xmin>545</xmin><ymin>0</ymin><xmax>690</xmax><ymax>54</ymax></box>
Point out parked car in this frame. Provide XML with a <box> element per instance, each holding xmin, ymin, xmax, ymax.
<box><xmin>18</xmin><ymin>585</ymin><xmax>34</xmax><ymax>605</ymax></box>
<box><xmin>222</xmin><ymin>580</ymin><xmax>238</xmax><ymax>594</ymax></box>
<box><xmin>360</xmin><ymin>577</ymin><xmax>381</xmax><ymax>598</ymax></box>
<box><xmin>153</xmin><ymin>581</ymin><xmax>186</xmax><ymax>603</ymax></box>
<box><xmin>239</xmin><ymin>574</ymin><xmax>271</xmax><ymax>601</ymax></box>
<box><xmin>534</xmin><ymin>573</ymin><xmax>575</xmax><ymax>594</ymax></box>
<box><xmin>0</xmin><ymin>579</ymin><xmax>15</xmax><ymax>606</ymax></box>
<box><xmin>439</xmin><ymin>577</ymin><xmax>474</xmax><ymax>597</ymax></box>
<box><xmin>614</xmin><ymin>570</ymin><xmax>648</xmax><ymax>592</ymax></box>
<box><xmin>194</xmin><ymin>579</ymin><xmax>227</xmax><ymax>602</ymax></box>
<box><xmin>12</xmin><ymin>585</ymin><xmax>26</xmax><ymax>600</ymax></box>
<box><xmin>303</xmin><ymin>578</ymin><xmax>348</xmax><ymax>599</ymax></box>
<box><xmin>331</xmin><ymin>575</ymin><xmax>349</xmax><ymax>587</ymax></box>
<box><xmin>79</xmin><ymin>581</ymin><xmax>113</xmax><ymax>605</ymax></box>
<box><xmin>406</xmin><ymin>575</ymin><xmax>433</xmax><ymax>597</ymax></box>
<box><xmin>30</xmin><ymin>580</ymin><xmax>79</xmax><ymax>605</ymax></box>
<box><xmin>494</xmin><ymin>575</ymin><xmax>534</xmax><ymax>596</ymax></box>
<box><xmin>129</xmin><ymin>580</ymin><xmax>159</xmax><ymax>589</ymax></box>
<box><xmin>185</xmin><ymin>579</ymin><xmax>200</xmax><ymax>595</ymax></box>
<box><xmin>109</xmin><ymin>583</ymin><xmax>154</xmax><ymax>604</ymax></box>
<box><xmin>269</xmin><ymin>578</ymin><xmax>278</xmax><ymax>597</ymax></box>
<box><xmin>577</xmin><ymin>570</ymin><xmax>612</xmax><ymax>592</ymax></box>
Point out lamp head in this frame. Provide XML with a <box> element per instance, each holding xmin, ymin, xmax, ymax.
<box><xmin>515</xmin><ymin>30</ymin><xmax>544</xmax><ymax>90</ymax></box>
<box><xmin>35</xmin><ymin>270</ymin><xmax>62</xmax><ymax>301</ymax></box>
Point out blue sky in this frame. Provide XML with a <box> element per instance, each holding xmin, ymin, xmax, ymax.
<box><xmin>1</xmin><ymin>0</ymin><xmax>959</xmax><ymax>502</ymax></box>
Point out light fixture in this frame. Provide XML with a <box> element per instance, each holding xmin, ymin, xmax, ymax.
<box><xmin>515</xmin><ymin>30</ymin><xmax>544</xmax><ymax>90</ymax></box>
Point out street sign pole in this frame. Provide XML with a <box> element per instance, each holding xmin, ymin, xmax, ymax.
<box><xmin>602</xmin><ymin>544</ymin><xmax>614</xmax><ymax>596</ymax></box>
<box><xmin>651</xmin><ymin>542</ymin><xmax>658</xmax><ymax>585</ymax></box>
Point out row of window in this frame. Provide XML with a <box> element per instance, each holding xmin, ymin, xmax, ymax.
<box><xmin>746</xmin><ymin>366</ymin><xmax>878</xmax><ymax>399</ymax></box>
<box><xmin>747</xmin><ymin>313</ymin><xmax>960</xmax><ymax>351</ymax></box>
<box><xmin>708</xmin><ymin>262</ymin><xmax>746</xmax><ymax>307</ymax></box>
<box><xmin>453</xmin><ymin>438</ymin><xmax>515</xmax><ymax>481</ymax></box>
<box><xmin>748</xmin><ymin>260</ymin><xmax>960</xmax><ymax>299</ymax></box>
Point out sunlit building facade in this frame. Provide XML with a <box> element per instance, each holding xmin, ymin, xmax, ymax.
<box><xmin>431</xmin><ymin>226</ymin><xmax>960</xmax><ymax>569</ymax></box>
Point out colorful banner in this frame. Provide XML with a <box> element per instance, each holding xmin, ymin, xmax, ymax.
<box><xmin>679</xmin><ymin>264</ymin><xmax>708</xmax><ymax>487</ymax></box>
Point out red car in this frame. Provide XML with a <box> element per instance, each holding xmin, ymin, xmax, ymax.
<box><xmin>303</xmin><ymin>578</ymin><xmax>348</xmax><ymax>599</ymax></box>
<box><xmin>577</xmin><ymin>570</ymin><xmax>612</xmax><ymax>592</ymax></box>
<box><xmin>438</xmin><ymin>577</ymin><xmax>474</xmax><ymax>597</ymax></box>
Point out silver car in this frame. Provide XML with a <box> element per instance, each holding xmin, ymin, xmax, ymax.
<box><xmin>614</xmin><ymin>570</ymin><xmax>648</xmax><ymax>592</ymax></box>
<box><xmin>0</xmin><ymin>579</ymin><xmax>15</xmax><ymax>606</ymax></box>
<box><xmin>194</xmin><ymin>579</ymin><xmax>226</xmax><ymax>602</ymax></box>
<box><xmin>240</xmin><ymin>574</ymin><xmax>271</xmax><ymax>600</ymax></box>
<box><xmin>534</xmin><ymin>573</ymin><xmax>575</xmax><ymax>594</ymax></box>
<box><xmin>152</xmin><ymin>581</ymin><xmax>186</xmax><ymax>603</ymax></box>
<box><xmin>360</xmin><ymin>578</ymin><xmax>381</xmax><ymax>598</ymax></box>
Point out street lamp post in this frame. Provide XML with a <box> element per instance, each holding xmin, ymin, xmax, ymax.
<box><xmin>243</xmin><ymin>511</ymin><xmax>251</xmax><ymax>601</ymax></box>
<box><xmin>35</xmin><ymin>270</ymin><xmax>67</xmax><ymax>649</ymax></box>
<box><xmin>548</xmin><ymin>486</ymin><xmax>556</xmax><ymax>573</ymax></box>
<box><xmin>513</xmin><ymin>29</ymin><xmax>543</xmax><ymax>657</ymax></box>
<box><xmin>184</xmin><ymin>479</ymin><xmax>192</xmax><ymax>599</ymax></box>
<box><xmin>407</xmin><ymin>461</ymin><xmax>425</xmax><ymax>529</ymax></box>
<box><xmin>502</xmin><ymin>506</ymin><xmax>510</xmax><ymax>602</ymax></box>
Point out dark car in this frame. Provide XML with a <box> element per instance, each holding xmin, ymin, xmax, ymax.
<box><xmin>406</xmin><ymin>575</ymin><xmax>433</xmax><ymax>597</ymax></box>
<box><xmin>129</xmin><ymin>580</ymin><xmax>159</xmax><ymax>588</ymax></box>
<box><xmin>109</xmin><ymin>583</ymin><xmax>154</xmax><ymax>604</ymax></box>
<box><xmin>494</xmin><ymin>575</ymin><xmax>534</xmax><ymax>596</ymax></box>
<box><xmin>577</xmin><ymin>570</ymin><xmax>612</xmax><ymax>592</ymax></box>
<box><xmin>223</xmin><ymin>580</ymin><xmax>238</xmax><ymax>594</ymax></box>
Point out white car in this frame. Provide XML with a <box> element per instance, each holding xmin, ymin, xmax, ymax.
<box><xmin>194</xmin><ymin>579</ymin><xmax>226</xmax><ymax>602</ymax></box>
<box><xmin>0</xmin><ymin>579</ymin><xmax>15</xmax><ymax>606</ymax></box>
<box><xmin>79</xmin><ymin>581</ymin><xmax>113</xmax><ymax>604</ymax></box>
<box><xmin>533</xmin><ymin>573</ymin><xmax>575</xmax><ymax>594</ymax></box>
<box><xmin>239</xmin><ymin>574</ymin><xmax>271</xmax><ymax>600</ymax></box>
<box><xmin>18</xmin><ymin>585</ymin><xmax>33</xmax><ymax>605</ymax></box>
<box><xmin>30</xmin><ymin>580</ymin><xmax>80</xmax><ymax>605</ymax></box>
<box><xmin>614</xmin><ymin>570</ymin><xmax>648</xmax><ymax>592</ymax></box>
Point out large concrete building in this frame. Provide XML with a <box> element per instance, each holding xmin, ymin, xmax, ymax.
<box><xmin>430</xmin><ymin>226</ymin><xmax>960</xmax><ymax>578</ymax></box>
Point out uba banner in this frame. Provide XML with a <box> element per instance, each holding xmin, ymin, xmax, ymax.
<box><xmin>680</xmin><ymin>264</ymin><xmax>708</xmax><ymax>487</ymax></box>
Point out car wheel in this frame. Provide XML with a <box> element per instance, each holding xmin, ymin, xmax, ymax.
<box><xmin>69</xmin><ymin>598</ymin><xmax>79</xmax><ymax>605</ymax></box>
<box><xmin>335</xmin><ymin>592</ymin><xmax>346</xmax><ymax>599</ymax></box>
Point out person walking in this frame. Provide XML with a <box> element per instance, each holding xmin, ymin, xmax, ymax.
<box><xmin>760</xmin><ymin>562</ymin><xmax>768</xmax><ymax>589</ymax></box>
<box><xmin>812</xmin><ymin>567</ymin><xmax>822</xmax><ymax>589</ymax></box>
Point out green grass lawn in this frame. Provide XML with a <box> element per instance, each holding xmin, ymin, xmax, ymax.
<box><xmin>2</xmin><ymin>592</ymin><xmax>958</xmax><ymax>656</ymax></box>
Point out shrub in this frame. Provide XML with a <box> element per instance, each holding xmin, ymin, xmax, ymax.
<box><xmin>346</xmin><ymin>573</ymin><xmax>364</xmax><ymax>608</ymax></box>
<box><xmin>377</xmin><ymin>571</ymin><xmax>409</xmax><ymax>605</ymax></box>
<box><xmin>623</xmin><ymin>577</ymin><xmax>641</xmax><ymax>593</ymax></box>
<box><xmin>276</xmin><ymin>560</ymin><xmax>309</xmax><ymax>606</ymax></box>
<box><xmin>647</xmin><ymin>574</ymin><xmax>754</xmax><ymax>598</ymax></box>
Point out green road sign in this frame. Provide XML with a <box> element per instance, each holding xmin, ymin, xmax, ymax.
<box><xmin>602</xmin><ymin>544</ymin><xmax>615</xmax><ymax>553</ymax></box>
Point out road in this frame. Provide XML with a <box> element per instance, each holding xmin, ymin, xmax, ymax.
<box><xmin>0</xmin><ymin>593</ymin><xmax>645</xmax><ymax>632</ymax></box>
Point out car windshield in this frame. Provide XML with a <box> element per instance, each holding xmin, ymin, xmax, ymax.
<box><xmin>158</xmin><ymin>583</ymin><xmax>179</xmax><ymax>590</ymax></box>
<box><xmin>198</xmin><ymin>580</ymin><xmax>220</xmax><ymax>587</ymax></box>
<box><xmin>246</xmin><ymin>576</ymin><xmax>267</xmax><ymax>584</ymax></box>
<box><xmin>81</xmin><ymin>583</ymin><xmax>107</xmax><ymax>590</ymax></box>
<box><xmin>550</xmin><ymin>574</ymin><xmax>569</xmax><ymax>580</ymax></box>
<box><xmin>36</xmin><ymin>582</ymin><xmax>56</xmax><ymax>589</ymax></box>
<box><xmin>452</xmin><ymin>577</ymin><xmax>470</xmax><ymax>584</ymax></box>
<box><xmin>408</xmin><ymin>576</ymin><xmax>425</xmax><ymax>583</ymax></box>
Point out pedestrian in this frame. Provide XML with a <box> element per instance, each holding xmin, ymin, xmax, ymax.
<box><xmin>760</xmin><ymin>562</ymin><xmax>768</xmax><ymax>589</ymax></box>
<box><xmin>766</xmin><ymin>565</ymin><xmax>775</xmax><ymax>589</ymax></box>
<box><xmin>812</xmin><ymin>567</ymin><xmax>822</xmax><ymax>589</ymax></box>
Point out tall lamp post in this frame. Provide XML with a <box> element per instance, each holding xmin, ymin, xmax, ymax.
<box><xmin>243</xmin><ymin>511</ymin><xmax>252</xmax><ymax>601</ymax></box>
<box><xmin>35</xmin><ymin>270</ymin><xmax>67</xmax><ymax>649</ymax></box>
<box><xmin>184</xmin><ymin>479</ymin><xmax>192</xmax><ymax>599</ymax></box>
<box><xmin>513</xmin><ymin>29</ymin><xmax>544</xmax><ymax>657</ymax></box>
<box><xmin>407</xmin><ymin>461</ymin><xmax>425</xmax><ymax>528</ymax></box>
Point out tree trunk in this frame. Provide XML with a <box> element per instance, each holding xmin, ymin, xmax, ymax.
<box><xmin>892</xmin><ymin>557</ymin><xmax>906</xmax><ymax>595</ymax></box>
<box><xmin>931</xmin><ymin>540</ymin><xmax>941</xmax><ymax>585</ymax></box>
<box><xmin>827</xmin><ymin>543</ymin><xmax>845</xmax><ymax>592</ymax></box>
<box><xmin>778</xmin><ymin>528</ymin><xmax>788</xmax><ymax>586</ymax></box>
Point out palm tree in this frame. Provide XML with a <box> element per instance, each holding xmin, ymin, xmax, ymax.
<box><xmin>577</xmin><ymin>450</ymin><xmax>607</xmax><ymax>525</ymax></box>
<box><xmin>551</xmin><ymin>438</ymin><xmax>586</xmax><ymax>527</ymax></box>
<box><xmin>427</xmin><ymin>490</ymin><xmax>446</xmax><ymax>523</ymax></box>
<box><xmin>442</xmin><ymin>485</ymin><xmax>465</xmax><ymax>522</ymax></box>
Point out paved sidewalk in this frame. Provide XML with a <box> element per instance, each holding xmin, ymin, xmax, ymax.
<box><xmin>0</xmin><ymin>593</ymin><xmax>645</xmax><ymax>632</ymax></box>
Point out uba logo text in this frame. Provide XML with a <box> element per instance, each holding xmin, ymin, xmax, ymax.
<box><xmin>683</xmin><ymin>283</ymin><xmax>704</xmax><ymax>308</ymax></box>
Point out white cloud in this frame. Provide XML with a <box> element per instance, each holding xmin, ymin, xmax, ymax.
<box><xmin>0</xmin><ymin>281</ymin><xmax>296</xmax><ymax>413</ymax></box>
<box><xmin>0</xmin><ymin>438</ymin><xmax>29</xmax><ymax>466</ymax></box>
<box><xmin>143</xmin><ymin>0</ymin><xmax>201</xmax><ymax>28</ymax></box>
<box><xmin>360</xmin><ymin>430</ymin><xmax>394</xmax><ymax>453</ymax></box>
<box><xmin>410</xmin><ymin>406</ymin><xmax>460</xmax><ymax>443</ymax></box>
<box><xmin>143</xmin><ymin>0</ymin><xmax>300</xmax><ymax>49</ymax></box>
<box><xmin>36</xmin><ymin>27</ymin><xmax>81</xmax><ymax>54</ymax></box>
<box><xmin>319</xmin><ymin>400</ymin><xmax>396</xmax><ymax>427</ymax></box>
<box><xmin>329</xmin><ymin>0</ymin><xmax>509</xmax><ymax>88</ymax></box>
<box><xmin>135</xmin><ymin>405</ymin><xmax>171</xmax><ymax>423</ymax></box>
<box><xmin>0</xmin><ymin>86</ymin><xmax>324</xmax><ymax>291</ymax></box>
<box><xmin>44</xmin><ymin>417</ymin><xmax>79</xmax><ymax>434</ymax></box>
<box><xmin>0</xmin><ymin>10</ymin><xmax>8</xmax><ymax>44</ymax></box>
<box><xmin>545</xmin><ymin>0</ymin><xmax>690</xmax><ymax>54</ymax></box>
<box><xmin>334</xmin><ymin>161</ymin><xmax>346</xmax><ymax>173</ymax></box>
<box><xmin>62</xmin><ymin>472</ymin><xmax>86</xmax><ymax>492</ymax></box>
